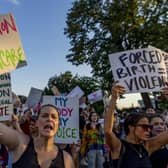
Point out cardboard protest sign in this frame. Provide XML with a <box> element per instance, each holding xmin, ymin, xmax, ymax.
<box><xmin>88</xmin><ymin>89</ymin><xmax>103</xmax><ymax>104</ymax></box>
<box><xmin>0</xmin><ymin>73</ymin><xmax>13</xmax><ymax>121</ymax></box>
<box><xmin>67</xmin><ymin>86</ymin><xmax>84</xmax><ymax>99</ymax></box>
<box><xmin>162</xmin><ymin>50</ymin><xmax>168</xmax><ymax>80</ymax></box>
<box><xmin>149</xmin><ymin>45</ymin><xmax>168</xmax><ymax>81</ymax></box>
<box><xmin>42</xmin><ymin>96</ymin><xmax>79</xmax><ymax>144</ymax></box>
<box><xmin>25</xmin><ymin>87</ymin><xmax>43</xmax><ymax>109</ymax></box>
<box><xmin>109</xmin><ymin>46</ymin><xmax>167</xmax><ymax>93</ymax></box>
<box><xmin>0</xmin><ymin>13</ymin><xmax>27</xmax><ymax>75</ymax></box>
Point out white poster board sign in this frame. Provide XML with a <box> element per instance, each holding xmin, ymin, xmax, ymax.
<box><xmin>0</xmin><ymin>13</ymin><xmax>27</xmax><ymax>74</ymax></box>
<box><xmin>26</xmin><ymin>87</ymin><xmax>43</xmax><ymax>109</ymax></box>
<box><xmin>0</xmin><ymin>73</ymin><xmax>13</xmax><ymax>121</ymax></box>
<box><xmin>42</xmin><ymin>96</ymin><xmax>79</xmax><ymax>144</ymax></box>
<box><xmin>109</xmin><ymin>46</ymin><xmax>167</xmax><ymax>93</ymax></box>
<box><xmin>88</xmin><ymin>90</ymin><xmax>103</xmax><ymax>104</ymax></box>
<box><xmin>163</xmin><ymin>51</ymin><xmax>168</xmax><ymax>80</ymax></box>
<box><xmin>67</xmin><ymin>86</ymin><xmax>84</xmax><ymax>99</ymax></box>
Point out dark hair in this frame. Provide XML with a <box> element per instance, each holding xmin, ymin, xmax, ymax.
<box><xmin>88</xmin><ymin>112</ymin><xmax>98</xmax><ymax>122</ymax></box>
<box><xmin>149</xmin><ymin>114</ymin><xmax>164</xmax><ymax>123</ymax></box>
<box><xmin>124</xmin><ymin>112</ymin><xmax>148</xmax><ymax>135</ymax></box>
<box><xmin>30</xmin><ymin>115</ymin><xmax>38</xmax><ymax>122</ymax></box>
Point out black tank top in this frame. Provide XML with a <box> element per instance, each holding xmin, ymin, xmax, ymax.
<box><xmin>113</xmin><ymin>140</ymin><xmax>152</xmax><ymax>168</ymax></box>
<box><xmin>13</xmin><ymin>139</ymin><xmax>65</xmax><ymax>168</ymax></box>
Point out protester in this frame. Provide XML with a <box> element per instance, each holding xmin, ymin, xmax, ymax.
<box><xmin>28</xmin><ymin>115</ymin><xmax>38</xmax><ymax>137</ymax></box>
<box><xmin>0</xmin><ymin>104</ymin><xmax>74</xmax><ymax>168</ymax></box>
<box><xmin>79</xmin><ymin>107</ymin><xmax>87</xmax><ymax>139</ymax></box>
<box><xmin>145</xmin><ymin>108</ymin><xmax>156</xmax><ymax>115</ymax></box>
<box><xmin>104</xmin><ymin>81</ymin><xmax>168</xmax><ymax>168</ymax></box>
<box><xmin>19</xmin><ymin>108</ymin><xmax>32</xmax><ymax>135</ymax></box>
<box><xmin>149</xmin><ymin>114</ymin><xmax>168</xmax><ymax>168</ymax></box>
<box><xmin>80</xmin><ymin>111</ymin><xmax>105</xmax><ymax>168</ymax></box>
<box><xmin>58</xmin><ymin>140</ymin><xmax>81</xmax><ymax>168</ymax></box>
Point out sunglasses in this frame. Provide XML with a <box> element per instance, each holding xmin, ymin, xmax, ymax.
<box><xmin>135</xmin><ymin>124</ymin><xmax>153</xmax><ymax>131</ymax></box>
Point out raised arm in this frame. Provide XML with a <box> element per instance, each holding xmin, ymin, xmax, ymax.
<box><xmin>147</xmin><ymin>82</ymin><xmax>168</xmax><ymax>154</ymax></box>
<box><xmin>104</xmin><ymin>81</ymin><xmax>125</xmax><ymax>156</ymax></box>
<box><xmin>147</xmin><ymin>131</ymin><xmax>168</xmax><ymax>154</ymax></box>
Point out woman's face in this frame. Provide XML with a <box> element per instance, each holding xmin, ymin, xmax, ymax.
<box><xmin>29</xmin><ymin>120</ymin><xmax>38</xmax><ymax>135</ymax></box>
<box><xmin>90</xmin><ymin>112</ymin><xmax>98</xmax><ymax>122</ymax></box>
<box><xmin>131</xmin><ymin>117</ymin><xmax>151</xmax><ymax>141</ymax></box>
<box><xmin>37</xmin><ymin>106</ymin><xmax>59</xmax><ymax>137</ymax></box>
<box><xmin>150</xmin><ymin>117</ymin><xmax>165</xmax><ymax>136</ymax></box>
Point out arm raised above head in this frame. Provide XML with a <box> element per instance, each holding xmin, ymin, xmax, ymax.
<box><xmin>104</xmin><ymin>81</ymin><xmax>125</xmax><ymax>153</ymax></box>
<box><xmin>104</xmin><ymin>81</ymin><xmax>125</xmax><ymax>134</ymax></box>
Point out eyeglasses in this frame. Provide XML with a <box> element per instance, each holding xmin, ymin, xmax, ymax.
<box><xmin>135</xmin><ymin>124</ymin><xmax>153</xmax><ymax>131</ymax></box>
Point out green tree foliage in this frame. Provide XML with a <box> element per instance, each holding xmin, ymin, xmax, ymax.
<box><xmin>65</xmin><ymin>0</ymin><xmax>168</xmax><ymax>107</ymax></box>
<box><xmin>45</xmin><ymin>71</ymin><xmax>101</xmax><ymax>96</ymax></box>
<box><xmin>18</xmin><ymin>95</ymin><xmax>27</xmax><ymax>104</ymax></box>
<box><xmin>44</xmin><ymin>71</ymin><xmax>104</xmax><ymax>114</ymax></box>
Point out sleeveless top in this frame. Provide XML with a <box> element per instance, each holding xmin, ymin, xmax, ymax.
<box><xmin>13</xmin><ymin>139</ymin><xmax>65</xmax><ymax>168</ymax></box>
<box><xmin>113</xmin><ymin>140</ymin><xmax>152</xmax><ymax>168</ymax></box>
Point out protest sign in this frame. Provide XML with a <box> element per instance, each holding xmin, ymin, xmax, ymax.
<box><xmin>67</xmin><ymin>86</ymin><xmax>84</xmax><ymax>99</ymax></box>
<box><xmin>109</xmin><ymin>46</ymin><xmax>167</xmax><ymax>93</ymax></box>
<box><xmin>0</xmin><ymin>73</ymin><xmax>13</xmax><ymax>121</ymax></box>
<box><xmin>162</xmin><ymin>50</ymin><xmax>168</xmax><ymax>80</ymax></box>
<box><xmin>88</xmin><ymin>89</ymin><xmax>103</xmax><ymax>104</ymax></box>
<box><xmin>25</xmin><ymin>87</ymin><xmax>43</xmax><ymax>109</ymax></box>
<box><xmin>0</xmin><ymin>13</ymin><xmax>27</xmax><ymax>74</ymax></box>
<box><xmin>149</xmin><ymin>45</ymin><xmax>168</xmax><ymax>81</ymax></box>
<box><xmin>42</xmin><ymin>96</ymin><xmax>79</xmax><ymax>144</ymax></box>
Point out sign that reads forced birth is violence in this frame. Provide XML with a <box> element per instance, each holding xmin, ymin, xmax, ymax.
<box><xmin>0</xmin><ymin>13</ymin><xmax>27</xmax><ymax>75</ymax></box>
<box><xmin>109</xmin><ymin>46</ymin><xmax>167</xmax><ymax>93</ymax></box>
<box><xmin>0</xmin><ymin>73</ymin><xmax>13</xmax><ymax>121</ymax></box>
<box><xmin>42</xmin><ymin>96</ymin><xmax>79</xmax><ymax>144</ymax></box>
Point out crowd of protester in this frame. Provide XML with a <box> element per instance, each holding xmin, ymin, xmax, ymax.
<box><xmin>0</xmin><ymin>82</ymin><xmax>168</xmax><ymax>168</ymax></box>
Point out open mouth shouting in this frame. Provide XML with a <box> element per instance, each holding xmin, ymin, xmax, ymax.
<box><xmin>44</xmin><ymin>124</ymin><xmax>54</xmax><ymax>132</ymax></box>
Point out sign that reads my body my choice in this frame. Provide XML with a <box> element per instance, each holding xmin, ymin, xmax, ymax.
<box><xmin>0</xmin><ymin>13</ymin><xmax>27</xmax><ymax>75</ymax></box>
<box><xmin>109</xmin><ymin>46</ymin><xmax>167</xmax><ymax>93</ymax></box>
<box><xmin>42</xmin><ymin>96</ymin><xmax>79</xmax><ymax>144</ymax></box>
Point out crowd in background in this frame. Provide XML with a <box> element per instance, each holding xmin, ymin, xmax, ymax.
<box><xmin>0</xmin><ymin>83</ymin><xmax>168</xmax><ymax>168</ymax></box>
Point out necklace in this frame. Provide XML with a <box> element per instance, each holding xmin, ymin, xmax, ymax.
<box><xmin>128</xmin><ymin>143</ymin><xmax>143</xmax><ymax>158</ymax></box>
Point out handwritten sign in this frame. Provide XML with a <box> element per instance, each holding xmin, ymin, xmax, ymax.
<box><xmin>162</xmin><ymin>50</ymin><xmax>168</xmax><ymax>80</ymax></box>
<box><xmin>109</xmin><ymin>46</ymin><xmax>167</xmax><ymax>93</ymax></box>
<box><xmin>0</xmin><ymin>73</ymin><xmax>13</xmax><ymax>121</ymax></box>
<box><xmin>0</xmin><ymin>13</ymin><xmax>27</xmax><ymax>74</ymax></box>
<box><xmin>42</xmin><ymin>96</ymin><xmax>79</xmax><ymax>144</ymax></box>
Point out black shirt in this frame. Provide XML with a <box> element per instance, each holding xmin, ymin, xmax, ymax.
<box><xmin>13</xmin><ymin>139</ymin><xmax>65</xmax><ymax>168</ymax></box>
<box><xmin>113</xmin><ymin>140</ymin><xmax>152</xmax><ymax>168</ymax></box>
<box><xmin>150</xmin><ymin>147</ymin><xmax>168</xmax><ymax>168</ymax></box>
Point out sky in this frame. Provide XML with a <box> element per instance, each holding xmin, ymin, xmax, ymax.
<box><xmin>1</xmin><ymin>0</ymin><xmax>141</xmax><ymax>108</ymax></box>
